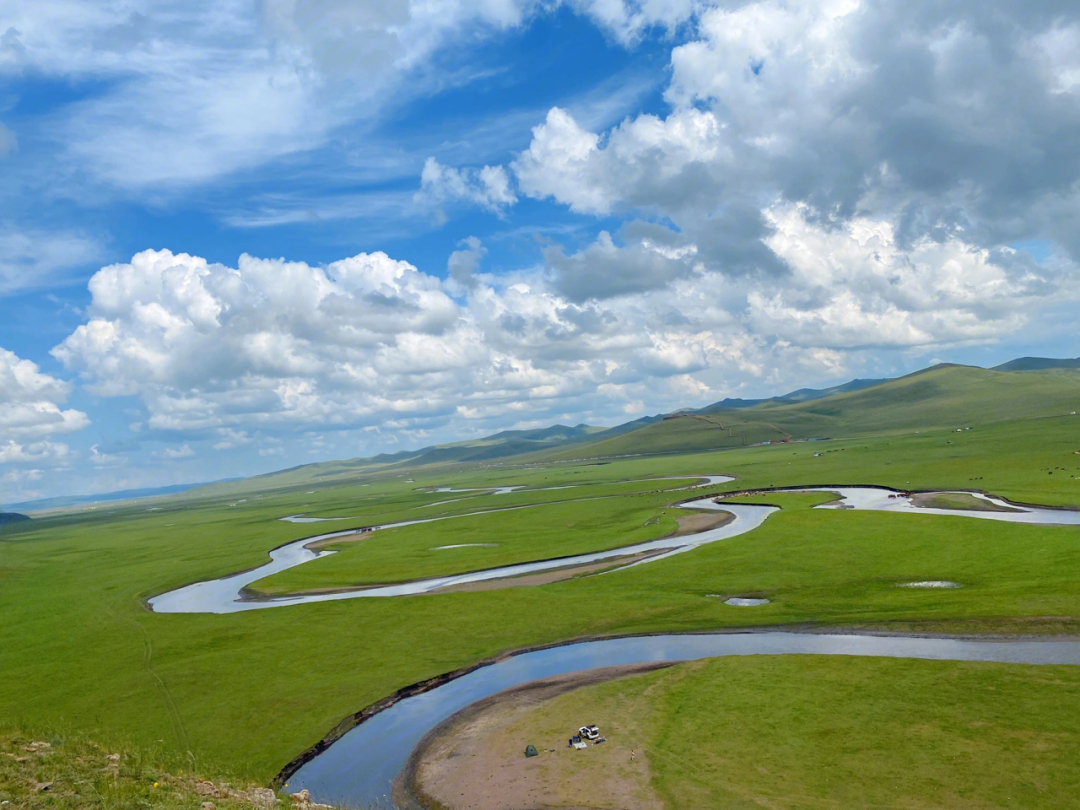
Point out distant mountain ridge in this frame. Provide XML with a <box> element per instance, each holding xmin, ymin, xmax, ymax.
<box><xmin>0</xmin><ymin>512</ymin><xmax>30</xmax><ymax>525</ymax></box>
<box><xmin>699</xmin><ymin>377</ymin><xmax>889</xmax><ymax>411</ymax></box>
<box><xmin>992</xmin><ymin>357</ymin><xmax>1080</xmax><ymax>372</ymax></box>
<box><xmin>5</xmin><ymin>481</ymin><xmax>240</xmax><ymax>513</ymax></box>
<box><xmin>22</xmin><ymin>356</ymin><xmax>1080</xmax><ymax>506</ymax></box>
<box><xmin>189</xmin><ymin>355</ymin><xmax>1080</xmax><ymax>495</ymax></box>
<box><xmin>535</xmin><ymin>361</ymin><xmax>1080</xmax><ymax>462</ymax></box>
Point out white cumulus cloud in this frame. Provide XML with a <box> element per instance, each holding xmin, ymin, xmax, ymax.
<box><xmin>0</xmin><ymin>347</ymin><xmax>89</xmax><ymax>441</ymax></box>
<box><xmin>418</xmin><ymin>158</ymin><xmax>517</xmax><ymax>212</ymax></box>
<box><xmin>47</xmin><ymin>233</ymin><xmax>1080</xmax><ymax>450</ymax></box>
<box><xmin>512</xmin><ymin>106</ymin><xmax>723</xmax><ymax>215</ymax></box>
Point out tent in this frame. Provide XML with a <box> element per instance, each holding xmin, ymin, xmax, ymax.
<box><xmin>524</xmin><ymin>745</ymin><xmax>539</xmax><ymax>758</ymax></box>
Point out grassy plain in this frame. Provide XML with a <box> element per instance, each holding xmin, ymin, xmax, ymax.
<box><xmin>1</xmin><ymin>409</ymin><xmax>1079</xmax><ymax>794</ymax></box>
<box><xmin>447</xmin><ymin>655</ymin><xmax>1080</xmax><ymax>809</ymax></box>
<box><xmin>250</xmin><ymin>486</ymin><xmax>692</xmax><ymax>594</ymax></box>
<box><xmin>914</xmin><ymin>492</ymin><xmax>1023</xmax><ymax>512</ymax></box>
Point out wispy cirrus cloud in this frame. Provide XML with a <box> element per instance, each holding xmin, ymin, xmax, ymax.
<box><xmin>0</xmin><ymin>228</ymin><xmax>103</xmax><ymax>295</ymax></box>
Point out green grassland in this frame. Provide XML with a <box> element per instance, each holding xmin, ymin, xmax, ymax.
<box><xmin>2</xmin><ymin>365</ymin><xmax>1080</xmax><ymax>803</ymax></box>
<box><xmin>496</xmin><ymin>655</ymin><xmax>1080</xmax><ymax>809</ymax></box>
<box><xmin>181</xmin><ymin>364</ymin><xmax>1080</xmax><ymax>504</ymax></box>
<box><xmin>249</xmin><ymin>492</ymin><xmax>688</xmax><ymax>594</ymax></box>
<box><xmin>916</xmin><ymin>492</ymin><xmax>1023</xmax><ymax>512</ymax></box>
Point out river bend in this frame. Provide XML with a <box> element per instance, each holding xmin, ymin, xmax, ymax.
<box><xmin>148</xmin><ymin>480</ymin><xmax>1079</xmax><ymax>614</ymax></box>
<box><xmin>284</xmin><ymin>631</ymin><xmax>1080</xmax><ymax>808</ymax></box>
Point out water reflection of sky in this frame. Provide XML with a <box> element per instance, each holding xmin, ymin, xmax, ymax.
<box><xmin>289</xmin><ymin>631</ymin><xmax>1080</xmax><ymax>808</ymax></box>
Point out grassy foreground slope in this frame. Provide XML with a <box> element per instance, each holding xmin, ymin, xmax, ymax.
<box><xmin>455</xmin><ymin>655</ymin><xmax>1080</xmax><ymax>809</ymax></box>
<box><xmin>0</xmin><ymin>729</ymin><xmax>283</xmax><ymax>810</ymax></box>
<box><xmin>0</xmin><ymin>371</ymin><xmax>1078</xmax><ymax>790</ymax></box>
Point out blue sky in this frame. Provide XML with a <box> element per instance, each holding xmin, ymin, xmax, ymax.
<box><xmin>2</xmin><ymin>0</ymin><xmax>1080</xmax><ymax>504</ymax></box>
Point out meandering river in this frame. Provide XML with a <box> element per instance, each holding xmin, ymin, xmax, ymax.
<box><xmin>148</xmin><ymin>479</ymin><xmax>1079</xmax><ymax>614</ymax></box>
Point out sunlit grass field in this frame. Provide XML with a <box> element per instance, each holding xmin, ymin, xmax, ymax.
<box><xmin>485</xmin><ymin>655</ymin><xmax>1080</xmax><ymax>809</ymax></box>
<box><xmin>1</xmin><ymin>415</ymin><xmax>1079</xmax><ymax>791</ymax></box>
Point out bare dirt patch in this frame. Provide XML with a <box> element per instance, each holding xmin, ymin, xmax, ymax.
<box><xmin>397</xmin><ymin>663</ymin><xmax>672</xmax><ymax>810</ymax></box>
<box><xmin>305</xmin><ymin>528</ymin><xmax>376</xmax><ymax>550</ymax></box>
<box><xmin>672</xmin><ymin>510</ymin><xmax>734</xmax><ymax>536</ymax></box>
<box><xmin>433</xmin><ymin>550</ymin><xmax>673</xmax><ymax>593</ymax></box>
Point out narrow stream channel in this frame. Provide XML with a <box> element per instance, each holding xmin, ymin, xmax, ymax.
<box><xmin>284</xmin><ymin>631</ymin><xmax>1080</xmax><ymax>809</ymax></box>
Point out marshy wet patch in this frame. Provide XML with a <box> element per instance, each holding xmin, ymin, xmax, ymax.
<box><xmin>899</xmin><ymin>581</ymin><xmax>963</xmax><ymax>589</ymax></box>
<box><xmin>706</xmin><ymin>593</ymin><xmax>771</xmax><ymax>606</ymax></box>
<box><xmin>910</xmin><ymin>492</ymin><xmax>1023</xmax><ymax>513</ymax></box>
<box><xmin>431</xmin><ymin>543</ymin><xmax>500</xmax><ymax>550</ymax></box>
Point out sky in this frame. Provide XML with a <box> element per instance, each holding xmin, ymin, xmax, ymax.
<box><xmin>2</xmin><ymin>0</ymin><xmax>1080</xmax><ymax>504</ymax></box>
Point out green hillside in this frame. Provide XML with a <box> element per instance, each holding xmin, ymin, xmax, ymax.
<box><xmin>748</xmin><ymin>363</ymin><xmax>1079</xmax><ymax>431</ymax></box>
<box><xmin>540</xmin><ymin>413</ymin><xmax>792</xmax><ymax>459</ymax></box>
<box><xmin>185</xmin><ymin>424</ymin><xmax>615</xmax><ymax>497</ymax></box>
<box><xmin>186</xmin><ymin>362</ymin><xmax>1080</xmax><ymax>497</ymax></box>
<box><xmin>700</xmin><ymin>376</ymin><xmax>888</xmax><ymax>409</ymax></box>
<box><xmin>993</xmin><ymin>356</ymin><xmax>1080</xmax><ymax>372</ymax></box>
<box><xmin>542</xmin><ymin>364</ymin><xmax>1080</xmax><ymax>461</ymax></box>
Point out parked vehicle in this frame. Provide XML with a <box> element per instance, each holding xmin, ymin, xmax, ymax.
<box><xmin>579</xmin><ymin>725</ymin><xmax>600</xmax><ymax>740</ymax></box>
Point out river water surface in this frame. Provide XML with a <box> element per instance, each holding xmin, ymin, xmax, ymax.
<box><xmin>284</xmin><ymin>631</ymin><xmax>1080</xmax><ymax>809</ymax></box>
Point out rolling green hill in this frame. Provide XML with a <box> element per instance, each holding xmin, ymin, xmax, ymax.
<box><xmin>993</xmin><ymin>356</ymin><xmax>1080</xmax><ymax>372</ymax></box>
<box><xmin>540</xmin><ymin>363</ymin><xmax>1080</xmax><ymax>461</ymax></box>
<box><xmin>699</xmin><ymin>376</ymin><xmax>888</xmax><ymax>409</ymax></box>
<box><xmin>186</xmin><ymin>361</ymin><xmax>1080</xmax><ymax>497</ymax></box>
<box><xmin>185</xmin><ymin>422</ymin><xmax>635</xmax><ymax>497</ymax></box>
<box><xmin>728</xmin><ymin>363</ymin><xmax>1079</xmax><ymax>434</ymax></box>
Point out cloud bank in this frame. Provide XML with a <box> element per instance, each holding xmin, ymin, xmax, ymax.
<box><xmin>50</xmin><ymin>219</ymin><xmax>1076</xmax><ymax>446</ymax></box>
<box><xmin>0</xmin><ymin>347</ymin><xmax>89</xmax><ymax>497</ymax></box>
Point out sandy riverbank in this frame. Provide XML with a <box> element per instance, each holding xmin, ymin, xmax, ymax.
<box><xmin>396</xmin><ymin>663</ymin><xmax>673</xmax><ymax>810</ymax></box>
